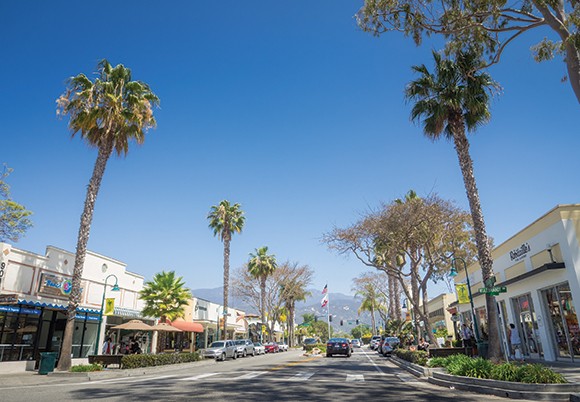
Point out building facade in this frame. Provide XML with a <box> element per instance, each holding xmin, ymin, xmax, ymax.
<box><xmin>451</xmin><ymin>204</ymin><xmax>580</xmax><ymax>362</ymax></box>
<box><xmin>0</xmin><ymin>243</ymin><xmax>150</xmax><ymax>364</ymax></box>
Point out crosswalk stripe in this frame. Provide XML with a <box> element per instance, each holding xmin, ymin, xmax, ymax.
<box><xmin>346</xmin><ymin>374</ymin><xmax>364</xmax><ymax>382</ymax></box>
<box><xmin>291</xmin><ymin>371</ymin><xmax>315</xmax><ymax>381</ymax></box>
<box><xmin>81</xmin><ymin>374</ymin><xmax>178</xmax><ymax>385</ymax></box>
<box><xmin>235</xmin><ymin>371</ymin><xmax>268</xmax><ymax>379</ymax></box>
<box><xmin>179</xmin><ymin>372</ymin><xmax>220</xmax><ymax>381</ymax></box>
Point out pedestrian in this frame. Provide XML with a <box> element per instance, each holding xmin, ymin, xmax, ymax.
<box><xmin>509</xmin><ymin>323</ymin><xmax>523</xmax><ymax>361</ymax></box>
<box><xmin>102</xmin><ymin>337</ymin><xmax>113</xmax><ymax>355</ymax></box>
<box><xmin>461</xmin><ymin>324</ymin><xmax>473</xmax><ymax>348</ymax></box>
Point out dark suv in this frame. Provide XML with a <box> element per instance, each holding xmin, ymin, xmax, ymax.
<box><xmin>326</xmin><ymin>337</ymin><xmax>352</xmax><ymax>358</ymax></box>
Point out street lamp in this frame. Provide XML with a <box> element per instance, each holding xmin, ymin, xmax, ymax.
<box><xmin>94</xmin><ymin>274</ymin><xmax>120</xmax><ymax>355</ymax></box>
<box><xmin>449</xmin><ymin>257</ymin><xmax>480</xmax><ymax>342</ymax></box>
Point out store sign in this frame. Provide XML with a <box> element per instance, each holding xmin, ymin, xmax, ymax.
<box><xmin>510</xmin><ymin>242</ymin><xmax>531</xmax><ymax>262</ymax></box>
<box><xmin>0</xmin><ymin>293</ymin><xmax>18</xmax><ymax>304</ymax></box>
<box><xmin>0</xmin><ymin>305</ymin><xmax>40</xmax><ymax>315</ymax></box>
<box><xmin>38</xmin><ymin>273</ymin><xmax>82</xmax><ymax>298</ymax></box>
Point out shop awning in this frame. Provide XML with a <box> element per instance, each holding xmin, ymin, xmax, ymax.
<box><xmin>18</xmin><ymin>299</ymin><xmax>100</xmax><ymax>314</ymax></box>
<box><xmin>170</xmin><ymin>317</ymin><xmax>204</xmax><ymax>333</ymax></box>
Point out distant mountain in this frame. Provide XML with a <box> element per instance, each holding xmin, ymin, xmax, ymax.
<box><xmin>191</xmin><ymin>286</ymin><xmax>373</xmax><ymax>333</ymax></box>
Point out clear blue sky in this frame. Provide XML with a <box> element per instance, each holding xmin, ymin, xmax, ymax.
<box><xmin>1</xmin><ymin>2</ymin><xmax>578</xmax><ymax>298</ymax></box>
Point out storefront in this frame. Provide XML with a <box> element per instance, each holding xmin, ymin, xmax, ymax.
<box><xmin>0</xmin><ymin>243</ymin><xmax>148</xmax><ymax>364</ymax></box>
<box><xmin>451</xmin><ymin>205</ymin><xmax>580</xmax><ymax>362</ymax></box>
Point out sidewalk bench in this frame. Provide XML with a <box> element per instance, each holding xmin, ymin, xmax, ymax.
<box><xmin>429</xmin><ymin>347</ymin><xmax>472</xmax><ymax>358</ymax></box>
<box><xmin>88</xmin><ymin>354</ymin><xmax>123</xmax><ymax>368</ymax></box>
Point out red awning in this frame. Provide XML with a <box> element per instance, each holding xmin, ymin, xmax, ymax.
<box><xmin>170</xmin><ymin>318</ymin><xmax>204</xmax><ymax>333</ymax></box>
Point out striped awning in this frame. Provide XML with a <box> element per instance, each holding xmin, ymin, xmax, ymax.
<box><xmin>18</xmin><ymin>299</ymin><xmax>100</xmax><ymax>314</ymax></box>
<box><xmin>113</xmin><ymin>307</ymin><xmax>146</xmax><ymax>318</ymax></box>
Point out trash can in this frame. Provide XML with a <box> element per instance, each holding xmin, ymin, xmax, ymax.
<box><xmin>38</xmin><ymin>352</ymin><xmax>58</xmax><ymax>375</ymax></box>
<box><xmin>476</xmin><ymin>341</ymin><xmax>488</xmax><ymax>359</ymax></box>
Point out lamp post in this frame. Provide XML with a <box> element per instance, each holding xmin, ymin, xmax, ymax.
<box><xmin>449</xmin><ymin>257</ymin><xmax>480</xmax><ymax>342</ymax></box>
<box><xmin>94</xmin><ymin>274</ymin><xmax>120</xmax><ymax>355</ymax></box>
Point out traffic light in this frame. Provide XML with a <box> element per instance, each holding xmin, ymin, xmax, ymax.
<box><xmin>329</xmin><ymin>315</ymin><xmax>332</xmax><ymax>322</ymax></box>
<box><xmin>356</xmin><ymin>319</ymin><xmax>359</xmax><ymax>325</ymax></box>
<box><xmin>340</xmin><ymin>320</ymin><xmax>343</xmax><ymax>326</ymax></box>
<box><xmin>315</xmin><ymin>316</ymin><xmax>318</xmax><ymax>322</ymax></box>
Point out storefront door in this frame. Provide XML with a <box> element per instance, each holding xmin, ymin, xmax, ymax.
<box><xmin>542</xmin><ymin>283</ymin><xmax>580</xmax><ymax>360</ymax></box>
<box><xmin>511</xmin><ymin>293</ymin><xmax>542</xmax><ymax>359</ymax></box>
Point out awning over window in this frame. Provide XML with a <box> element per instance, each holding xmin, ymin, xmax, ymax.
<box><xmin>170</xmin><ymin>317</ymin><xmax>204</xmax><ymax>333</ymax></box>
<box><xmin>18</xmin><ymin>299</ymin><xmax>100</xmax><ymax>314</ymax></box>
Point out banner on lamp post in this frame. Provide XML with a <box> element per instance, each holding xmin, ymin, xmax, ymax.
<box><xmin>104</xmin><ymin>298</ymin><xmax>115</xmax><ymax>315</ymax></box>
<box><xmin>455</xmin><ymin>284</ymin><xmax>470</xmax><ymax>304</ymax></box>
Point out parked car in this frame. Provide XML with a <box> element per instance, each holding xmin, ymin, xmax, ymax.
<box><xmin>278</xmin><ymin>342</ymin><xmax>289</xmax><ymax>352</ymax></box>
<box><xmin>380</xmin><ymin>340</ymin><xmax>393</xmax><ymax>357</ymax></box>
<box><xmin>385</xmin><ymin>336</ymin><xmax>400</xmax><ymax>349</ymax></box>
<box><xmin>351</xmin><ymin>339</ymin><xmax>361</xmax><ymax>348</ymax></box>
<box><xmin>264</xmin><ymin>342</ymin><xmax>280</xmax><ymax>353</ymax></box>
<box><xmin>234</xmin><ymin>339</ymin><xmax>256</xmax><ymax>357</ymax></box>
<box><xmin>253</xmin><ymin>342</ymin><xmax>266</xmax><ymax>355</ymax></box>
<box><xmin>202</xmin><ymin>340</ymin><xmax>237</xmax><ymax>361</ymax></box>
<box><xmin>326</xmin><ymin>337</ymin><xmax>352</xmax><ymax>358</ymax></box>
<box><xmin>370</xmin><ymin>335</ymin><xmax>382</xmax><ymax>350</ymax></box>
<box><xmin>302</xmin><ymin>337</ymin><xmax>318</xmax><ymax>350</ymax></box>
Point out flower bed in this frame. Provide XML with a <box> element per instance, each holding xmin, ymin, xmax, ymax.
<box><xmin>70</xmin><ymin>363</ymin><xmax>103</xmax><ymax>372</ymax></box>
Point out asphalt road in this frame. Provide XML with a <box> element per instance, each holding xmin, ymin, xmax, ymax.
<box><xmin>1</xmin><ymin>347</ymin><xmax>535</xmax><ymax>401</ymax></box>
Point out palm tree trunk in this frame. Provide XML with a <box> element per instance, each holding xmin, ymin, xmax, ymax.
<box><xmin>57</xmin><ymin>141</ymin><xmax>113</xmax><ymax>371</ymax></box>
<box><xmin>370</xmin><ymin>306</ymin><xmax>376</xmax><ymax>334</ymax></box>
<box><xmin>288</xmin><ymin>302</ymin><xmax>295</xmax><ymax>347</ymax></box>
<box><xmin>451</xmin><ymin>118</ymin><xmax>500</xmax><ymax>360</ymax></box>
<box><xmin>223</xmin><ymin>234</ymin><xmax>231</xmax><ymax>340</ymax></box>
<box><xmin>260</xmin><ymin>276</ymin><xmax>266</xmax><ymax>339</ymax></box>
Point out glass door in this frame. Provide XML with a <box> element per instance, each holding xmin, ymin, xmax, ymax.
<box><xmin>511</xmin><ymin>293</ymin><xmax>542</xmax><ymax>359</ymax></box>
<box><xmin>542</xmin><ymin>283</ymin><xmax>580</xmax><ymax>360</ymax></box>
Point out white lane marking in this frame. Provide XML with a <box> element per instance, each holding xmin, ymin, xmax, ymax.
<box><xmin>80</xmin><ymin>374</ymin><xmax>178</xmax><ymax>385</ymax></box>
<box><xmin>291</xmin><ymin>371</ymin><xmax>315</xmax><ymax>381</ymax></box>
<box><xmin>346</xmin><ymin>374</ymin><xmax>364</xmax><ymax>382</ymax></box>
<box><xmin>178</xmin><ymin>372</ymin><xmax>220</xmax><ymax>381</ymax></box>
<box><xmin>361</xmin><ymin>347</ymin><xmax>386</xmax><ymax>375</ymax></box>
<box><xmin>235</xmin><ymin>371</ymin><xmax>268</xmax><ymax>379</ymax></box>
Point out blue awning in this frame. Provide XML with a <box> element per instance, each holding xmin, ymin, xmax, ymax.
<box><xmin>18</xmin><ymin>299</ymin><xmax>101</xmax><ymax>314</ymax></box>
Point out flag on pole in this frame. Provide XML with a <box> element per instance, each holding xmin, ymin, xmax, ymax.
<box><xmin>321</xmin><ymin>294</ymin><xmax>328</xmax><ymax>308</ymax></box>
<box><xmin>455</xmin><ymin>284</ymin><xmax>470</xmax><ymax>304</ymax></box>
<box><xmin>104</xmin><ymin>298</ymin><xmax>115</xmax><ymax>316</ymax></box>
<box><xmin>322</xmin><ymin>284</ymin><xmax>328</xmax><ymax>295</ymax></box>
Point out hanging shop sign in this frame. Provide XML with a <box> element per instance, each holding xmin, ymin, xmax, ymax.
<box><xmin>38</xmin><ymin>273</ymin><xmax>84</xmax><ymax>298</ymax></box>
<box><xmin>0</xmin><ymin>293</ymin><xmax>18</xmax><ymax>304</ymax></box>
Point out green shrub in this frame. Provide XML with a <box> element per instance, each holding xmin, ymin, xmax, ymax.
<box><xmin>464</xmin><ymin>357</ymin><xmax>493</xmax><ymax>379</ymax></box>
<box><xmin>515</xmin><ymin>364</ymin><xmax>567</xmax><ymax>384</ymax></box>
<box><xmin>361</xmin><ymin>335</ymin><xmax>372</xmax><ymax>345</ymax></box>
<box><xmin>490</xmin><ymin>362</ymin><xmax>519</xmax><ymax>382</ymax></box>
<box><xmin>70</xmin><ymin>363</ymin><xmax>103</xmax><ymax>372</ymax></box>
<box><xmin>427</xmin><ymin>357</ymin><xmax>448</xmax><ymax>368</ymax></box>
<box><xmin>121</xmin><ymin>352</ymin><xmax>201</xmax><ymax>369</ymax></box>
<box><xmin>445</xmin><ymin>354</ymin><xmax>475</xmax><ymax>376</ymax></box>
<box><xmin>304</xmin><ymin>343</ymin><xmax>327</xmax><ymax>353</ymax></box>
<box><xmin>394</xmin><ymin>349</ymin><xmax>428</xmax><ymax>366</ymax></box>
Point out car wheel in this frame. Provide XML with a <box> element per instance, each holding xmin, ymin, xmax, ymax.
<box><xmin>326</xmin><ymin>354</ymin><xmax>332</xmax><ymax>358</ymax></box>
<box><xmin>347</xmin><ymin>352</ymin><xmax>352</xmax><ymax>358</ymax></box>
<box><xmin>220</xmin><ymin>353</ymin><xmax>226</xmax><ymax>361</ymax></box>
<box><xmin>243</xmin><ymin>350</ymin><xmax>247</xmax><ymax>357</ymax></box>
<box><xmin>232</xmin><ymin>352</ymin><xmax>237</xmax><ymax>360</ymax></box>
<box><xmin>252</xmin><ymin>349</ymin><xmax>256</xmax><ymax>357</ymax></box>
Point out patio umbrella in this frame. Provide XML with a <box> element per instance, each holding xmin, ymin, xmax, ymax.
<box><xmin>152</xmin><ymin>322</ymin><xmax>182</xmax><ymax>332</ymax></box>
<box><xmin>111</xmin><ymin>319</ymin><xmax>154</xmax><ymax>331</ymax></box>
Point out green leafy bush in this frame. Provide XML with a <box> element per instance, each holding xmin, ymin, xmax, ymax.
<box><xmin>445</xmin><ymin>354</ymin><xmax>475</xmax><ymax>376</ymax></box>
<box><xmin>361</xmin><ymin>335</ymin><xmax>372</xmax><ymax>345</ymax></box>
<box><xmin>394</xmin><ymin>349</ymin><xmax>428</xmax><ymax>366</ymax></box>
<box><xmin>70</xmin><ymin>363</ymin><xmax>103</xmax><ymax>372</ymax></box>
<box><xmin>515</xmin><ymin>363</ymin><xmax>567</xmax><ymax>384</ymax></box>
<box><xmin>464</xmin><ymin>357</ymin><xmax>493</xmax><ymax>379</ymax></box>
<box><xmin>490</xmin><ymin>362</ymin><xmax>519</xmax><ymax>382</ymax></box>
<box><xmin>121</xmin><ymin>352</ymin><xmax>201</xmax><ymax>369</ymax></box>
<box><xmin>304</xmin><ymin>343</ymin><xmax>327</xmax><ymax>353</ymax></box>
<box><xmin>427</xmin><ymin>357</ymin><xmax>448</xmax><ymax>368</ymax></box>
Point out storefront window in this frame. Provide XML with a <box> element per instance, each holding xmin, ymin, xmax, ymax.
<box><xmin>543</xmin><ymin>283</ymin><xmax>580</xmax><ymax>359</ymax></box>
<box><xmin>0</xmin><ymin>306</ymin><xmax>41</xmax><ymax>361</ymax></box>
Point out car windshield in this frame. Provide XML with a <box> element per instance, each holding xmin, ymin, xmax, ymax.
<box><xmin>304</xmin><ymin>338</ymin><xmax>317</xmax><ymax>344</ymax></box>
<box><xmin>210</xmin><ymin>342</ymin><xmax>224</xmax><ymax>348</ymax></box>
<box><xmin>254</xmin><ymin>342</ymin><xmax>262</xmax><ymax>346</ymax></box>
<box><xmin>328</xmin><ymin>338</ymin><xmax>347</xmax><ymax>342</ymax></box>
<box><xmin>235</xmin><ymin>340</ymin><xmax>244</xmax><ymax>345</ymax></box>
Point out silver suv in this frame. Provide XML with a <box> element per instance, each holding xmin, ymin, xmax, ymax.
<box><xmin>234</xmin><ymin>339</ymin><xmax>256</xmax><ymax>357</ymax></box>
<box><xmin>370</xmin><ymin>335</ymin><xmax>382</xmax><ymax>350</ymax></box>
<box><xmin>202</xmin><ymin>340</ymin><xmax>237</xmax><ymax>361</ymax></box>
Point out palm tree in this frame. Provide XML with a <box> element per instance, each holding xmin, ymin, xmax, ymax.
<box><xmin>279</xmin><ymin>262</ymin><xmax>313</xmax><ymax>347</ymax></box>
<box><xmin>207</xmin><ymin>200</ymin><xmax>245</xmax><ymax>339</ymax></box>
<box><xmin>405</xmin><ymin>50</ymin><xmax>500</xmax><ymax>359</ymax></box>
<box><xmin>56</xmin><ymin>60</ymin><xmax>159</xmax><ymax>370</ymax></box>
<box><xmin>140</xmin><ymin>271</ymin><xmax>191</xmax><ymax>352</ymax></box>
<box><xmin>356</xmin><ymin>284</ymin><xmax>380</xmax><ymax>334</ymax></box>
<box><xmin>248</xmin><ymin>246</ymin><xmax>277</xmax><ymax>340</ymax></box>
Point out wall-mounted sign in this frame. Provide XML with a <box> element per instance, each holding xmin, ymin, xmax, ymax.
<box><xmin>510</xmin><ymin>243</ymin><xmax>531</xmax><ymax>262</ymax></box>
<box><xmin>0</xmin><ymin>293</ymin><xmax>18</xmax><ymax>304</ymax></box>
<box><xmin>38</xmin><ymin>273</ymin><xmax>84</xmax><ymax>298</ymax></box>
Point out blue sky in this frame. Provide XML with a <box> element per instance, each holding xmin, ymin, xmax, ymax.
<box><xmin>1</xmin><ymin>1</ymin><xmax>578</xmax><ymax>298</ymax></box>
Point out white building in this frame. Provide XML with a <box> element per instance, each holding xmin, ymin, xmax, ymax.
<box><xmin>0</xmin><ymin>243</ymin><xmax>151</xmax><ymax>366</ymax></box>
<box><xmin>450</xmin><ymin>204</ymin><xmax>580</xmax><ymax>362</ymax></box>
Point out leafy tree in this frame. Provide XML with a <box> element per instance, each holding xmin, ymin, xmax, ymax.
<box><xmin>0</xmin><ymin>165</ymin><xmax>32</xmax><ymax>242</ymax></box>
<box><xmin>248</xmin><ymin>246</ymin><xmax>277</xmax><ymax>340</ymax></box>
<box><xmin>278</xmin><ymin>262</ymin><xmax>314</xmax><ymax>347</ymax></box>
<box><xmin>405</xmin><ymin>50</ymin><xmax>500</xmax><ymax>358</ymax></box>
<box><xmin>56</xmin><ymin>60</ymin><xmax>159</xmax><ymax>371</ymax></box>
<box><xmin>140</xmin><ymin>271</ymin><xmax>192</xmax><ymax>352</ymax></box>
<box><xmin>353</xmin><ymin>272</ymin><xmax>389</xmax><ymax>334</ymax></box>
<box><xmin>357</xmin><ymin>0</ymin><xmax>580</xmax><ymax>104</ymax></box>
<box><xmin>302</xmin><ymin>313</ymin><xmax>316</xmax><ymax>324</ymax></box>
<box><xmin>351</xmin><ymin>324</ymin><xmax>371</xmax><ymax>339</ymax></box>
<box><xmin>208</xmin><ymin>200</ymin><xmax>245</xmax><ymax>339</ymax></box>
